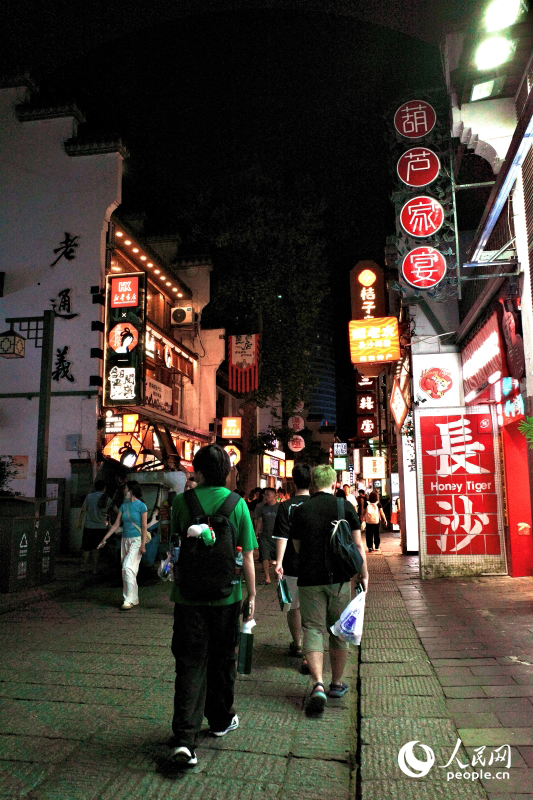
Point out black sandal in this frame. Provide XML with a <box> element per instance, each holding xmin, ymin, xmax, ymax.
<box><xmin>289</xmin><ymin>643</ymin><xmax>303</xmax><ymax>657</ymax></box>
<box><xmin>305</xmin><ymin>682</ymin><xmax>327</xmax><ymax>716</ymax></box>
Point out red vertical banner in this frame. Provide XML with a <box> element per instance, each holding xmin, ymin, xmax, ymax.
<box><xmin>415</xmin><ymin>407</ymin><xmax>506</xmax><ymax>577</ymax></box>
<box><xmin>228</xmin><ymin>334</ymin><xmax>259</xmax><ymax>392</ymax></box>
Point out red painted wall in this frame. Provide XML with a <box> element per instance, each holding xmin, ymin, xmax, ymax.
<box><xmin>502</xmin><ymin>421</ymin><xmax>533</xmax><ymax>577</ymax></box>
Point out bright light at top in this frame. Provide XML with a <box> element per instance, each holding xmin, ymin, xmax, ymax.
<box><xmin>485</xmin><ymin>0</ymin><xmax>521</xmax><ymax>32</ymax></box>
<box><xmin>116</xmin><ymin>231</ymin><xmax>123</xmax><ymax>237</ymax></box>
<box><xmin>471</xmin><ymin>79</ymin><xmax>495</xmax><ymax>101</ymax></box>
<box><xmin>475</xmin><ymin>36</ymin><xmax>514</xmax><ymax>69</ymax></box>
<box><xmin>358</xmin><ymin>269</ymin><xmax>376</xmax><ymax>287</ymax></box>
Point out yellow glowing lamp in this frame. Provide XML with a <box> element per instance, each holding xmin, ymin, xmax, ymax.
<box><xmin>358</xmin><ymin>269</ymin><xmax>377</xmax><ymax>287</ymax></box>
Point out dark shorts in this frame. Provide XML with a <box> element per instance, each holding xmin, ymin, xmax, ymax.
<box><xmin>82</xmin><ymin>527</ymin><xmax>107</xmax><ymax>551</ymax></box>
<box><xmin>259</xmin><ymin>534</ymin><xmax>277</xmax><ymax>562</ymax></box>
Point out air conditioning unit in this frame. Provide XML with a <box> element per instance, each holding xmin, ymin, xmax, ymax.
<box><xmin>171</xmin><ymin>306</ymin><xmax>194</xmax><ymax>325</ymax></box>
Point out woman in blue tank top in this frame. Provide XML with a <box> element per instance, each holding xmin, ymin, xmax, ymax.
<box><xmin>98</xmin><ymin>481</ymin><xmax>148</xmax><ymax>609</ymax></box>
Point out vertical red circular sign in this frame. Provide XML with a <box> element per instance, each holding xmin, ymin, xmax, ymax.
<box><xmin>394</xmin><ymin>100</ymin><xmax>436</xmax><ymax>139</ymax></box>
<box><xmin>400</xmin><ymin>196</ymin><xmax>445</xmax><ymax>237</ymax></box>
<box><xmin>397</xmin><ymin>148</ymin><xmax>440</xmax><ymax>188</ymax></box>
<box><xmin>402</xmin><ymin>247</ymin><xmax>447</xmax><ymax>289</ymax></box>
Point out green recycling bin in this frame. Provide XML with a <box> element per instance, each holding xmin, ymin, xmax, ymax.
<box><xmin>34</xmin><ymin>514</ymin><xmax>60</xmax><ymax>584</ymax></box>
<box><xmin>0</xmin><ymin>497</ymin><xmax>40</xmax><ymax>592</ymax></box>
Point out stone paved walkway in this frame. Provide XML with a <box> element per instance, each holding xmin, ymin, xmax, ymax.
<box><xmin>0</xmin><ymin>563</ymin><xmax>358</xmax><ymax>800</ymax></box>
<box><xmin>3</xmin><ymin>534</ymin><xmax>533</xmax><ymax>799</ymax></box>
<box><xmin>360</xmin><ymin>532</ymin><xmax>533</xmax><ymax>800</ymax></box>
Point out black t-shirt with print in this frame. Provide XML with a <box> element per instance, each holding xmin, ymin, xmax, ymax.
<box><xmin>290</xmin><ymin>492</ymin><xmax>361</xmax><ymax>586</ymax></box>
<box><xmin>272</xmin><ymin>494</ymin><xmax>311</xmax><ymax>577</ymax></box>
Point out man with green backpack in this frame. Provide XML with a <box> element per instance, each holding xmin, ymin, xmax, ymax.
<box><xmin>167</xmin><ymin>444</ymin><xmax>257</xmax><ymax>768</ymax></box>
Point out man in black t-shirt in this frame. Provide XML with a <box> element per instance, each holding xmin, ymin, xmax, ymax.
<box><xmin>290</xmin><ymin>465</ymin><xmax>368</xmax><ymax>716</ymax></box>
<box><xmin>273</xmin><ymin>464</ymin><xmax>312</xmax><ymax>671</ymax></box>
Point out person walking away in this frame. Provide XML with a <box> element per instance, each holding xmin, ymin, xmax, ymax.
<box><xmin>290</xmin><ymin>465</ymin><xmax>368</xmax><ymax>716</ymax></box>
<box><xmin>256</xmin><ymin>487</ymin><xmax>279</xmax><ymax>584</ymax></box>
<box><xmin>167</xmin><ymin>444</ymin><xmax>257</xmax><ymax>768</ymax></box>
<box><xmin>78</xmin><ymin>479</ymin><xmax>110</xmax><ymax>575</ymax></box>
<box><xmin>364</xmin><ymin>490</ymin><xmax>387</xmax><ymax>553</ymax></box>
<box><xmin>273</xmin><ymin>464</ymin><xmax>312</xmax><ymax>673</ymax></box>
<box><xmin>356</xmin><ymin>489</ymin><xmax>367</xmax><ymax>523</ymax></box>
<box><xmin>97</xmin><ymin>481</ymin><xmax>147</xmax><ymax>609</ymax></box>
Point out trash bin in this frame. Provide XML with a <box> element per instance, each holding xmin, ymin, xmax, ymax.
<box><xmin>34</xmin><ymin>514</ymin><xmax>60</xmax><ymax>584</ymax></box>
<box><xmin>0</xmin><ymin>497</ymin><xmax>61</xmax><ymax>592</ymax></box>
<box><xmin>0</xmin><ymin>497</ymin><xmax>40</xmax><ymax>592</ymax></box>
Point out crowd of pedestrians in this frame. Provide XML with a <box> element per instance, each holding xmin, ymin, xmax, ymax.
<box><xmin>80</xmin><ymin>447</ymin><xmax>388</xmax><ymax>771</ymax></box>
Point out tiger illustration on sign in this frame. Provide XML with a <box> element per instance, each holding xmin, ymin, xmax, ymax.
<box><xmin>419</xmin><ymin>367</ymin><xmax>453</xmax><ymax>400</ymax></box>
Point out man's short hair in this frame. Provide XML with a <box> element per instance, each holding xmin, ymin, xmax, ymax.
<box><xmin>312</xmin><ymin>464</ymin><xmax>337</xmax><ymax>490</ymax></box>
<box><xmin>94</xmin><ymin>479</ymin><xmax>106</xmax><ymax>492</ymax></box>
<box><xmin>358</xmin><ymin>489</ymin><xmax>366</xmax><ymax>495</ymax></box>
<box><xmin>264</xmin><ymin>487</ymin><xmax>276</xmax><ymax>496</ymax></box>
<box><xmin>293</xmin><ymin>463</ymin><xmax>311</xmax><ymax>490</ymax></box>
<box><xmin>192</xmin><ymin>444</ymin><xmax>231</xmax><ymax>486</ymax></box>
<box><xmin>343</xmin><ymin>484</ymin><xmax>350</xmax><ymax>491</ymax></box>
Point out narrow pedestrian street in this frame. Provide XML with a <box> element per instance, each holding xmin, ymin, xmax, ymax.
<box><xmin>2</xmin><ymin>539</ymin><xmax>533</xmax><ymax>799</ymax></box>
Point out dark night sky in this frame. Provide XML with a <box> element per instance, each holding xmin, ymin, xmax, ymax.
<box><xmin>2</xmin><ymin>2</ymin><xmax>480</xmax><ymax>437</ymax></box>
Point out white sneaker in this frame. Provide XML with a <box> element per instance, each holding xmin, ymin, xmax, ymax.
<box><xmin>210</xmin><ymin>714</ymin><xmax>239</xmax><ymax>737</ymax></box>
<box><xmin>121</xmin><ymin>602</ymin><xmax>137</xmax><ymax>610</ymax></box>
<box><xmin>168</xmin><ymin>746</ymin><xmax>197</xmax><ymax>766</ymax></box>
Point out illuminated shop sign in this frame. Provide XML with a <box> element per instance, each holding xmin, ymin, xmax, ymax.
<box><xmin>416</xmin><ymin>409</ymin><xmax>505</xmax><ymax>568</ymax></box>
<box><xmin>461</xmin><ymin>312</ymin><xmax>505</xmax><ymax>400</ymax></box>
<box><xmin>288</xmin><ymin>435</ymin><xmax>306</xmax><ymax>452</ymax></box>
<box><xmin>145</xmin><ymin>377</ymin><xmax>173</xmax><ymax>414</ymax></box>
<box><xmin>285</xmin><ymin>460</ymin><xmax>294</xmax><ymax>478</ymax></box>
<box><xmin>104</xmin><ymin>272</ymin><xmax>146</xmax><ymax>407</ymax></box>
<box><xmin>397</xmin><ymin>147</ymin><xmax>440</xmax><ymax>188</ymax></box>
<box><xmin>333</xmin><ymin>457</ymin><xmax>348</xmax><ymax>471</ymax></box>
<box><xmin>390</xmin><ymin>377</ymin><xmax>408</xmax><ymax>430</ymax></box>
<box><xmin>334</xmin><ymin>442</ymin><xmax>348</xmax><ymax>456</ymax></box>
<box><xmin>357</xmin><ymin>416</ymin><xmax>377</xmax><ymax>438</ymax></box>
<box><xmin>350</xmin><ymin>262</ymin><xmax>386</xmax><ymax>320</ymax></box>
<box><xmin>394</xmin><ymin>100</ymin><xmax>436</xmax><ymax>139</ymax></box>
<box><xmin>363</xmin><ymin>457</ymin><xmax>386</xmax><ymax>480</ymax></box>
<box><xmin>492</xmin><ymin>377</ymin><xmax>524</xmax><ymax>427</ymax></box>
<box><xmin>357</xmin><ymin>393</ymin><xmax>376</xmax><ymax>414</ymax></box>
<box><xmin>349</xmin><ymin>317</ymin><xmax>401</xmax><ymax>365</ymax></box>
<box><xmin>400</xmin><ymin>196</ymin><xmax>444</xmax><ymax>238</ymax></box>
<box><xmin>102</xmin><ymin>433</ymin><xmax>143</xmax><ymax>462</ymax></box>
<box><xmin>224</xmin><ymin>445</ymin><xmax>241</xmax><ymax>467</ymax></box>
<box><xmin>222</xmin><ymin>417</ymin><xmax>242</xmax><ymax>438</ymax></box>
<box><xmin>111</xmin><ymin>276</ymin><xmax>139</xmax><ymax>308</ymax></box>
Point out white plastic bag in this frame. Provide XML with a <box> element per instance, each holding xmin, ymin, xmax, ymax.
<box><xmin>330</xmin><ymin>590</ymin><xmax>366</xmax><ymax>645</ymax></box>
<box><xmin>157</xmin><ymin>552</ymin><xmax>174</xmax><ymax>582</ymax></box>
